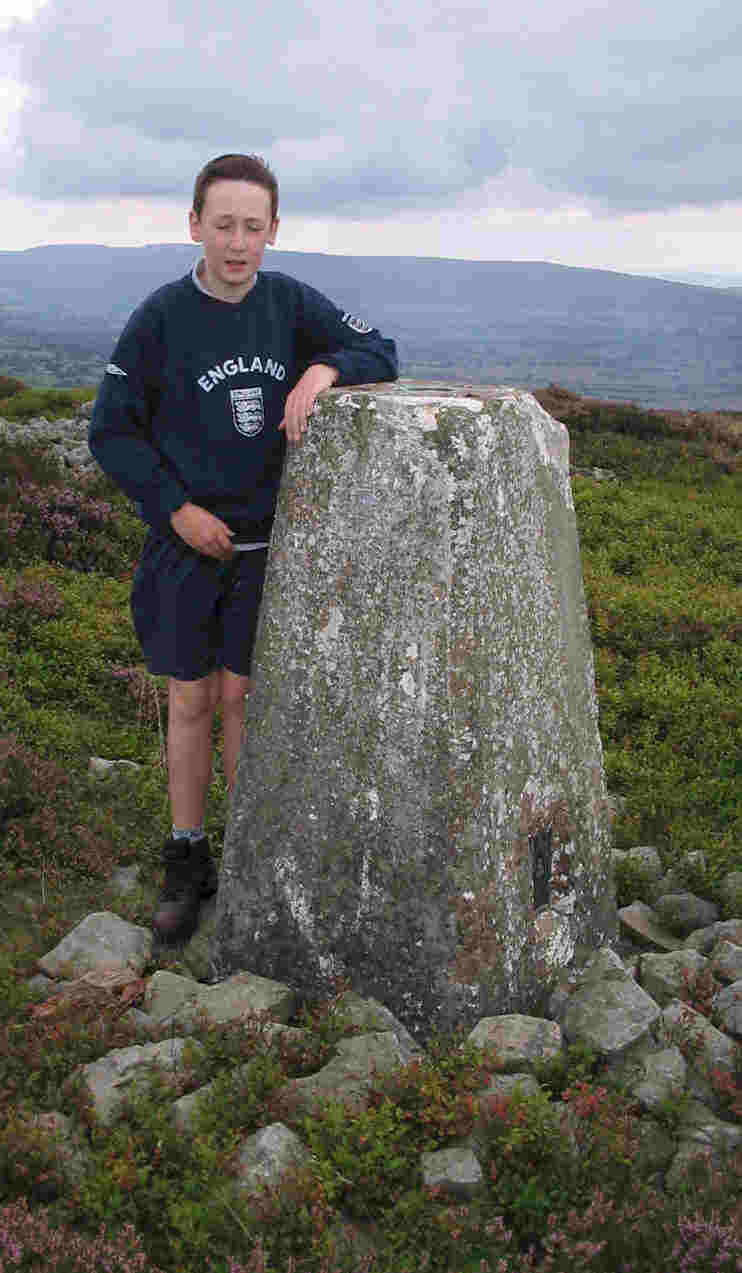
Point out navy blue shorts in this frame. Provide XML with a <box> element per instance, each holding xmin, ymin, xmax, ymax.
<box><xmin>131</xmin><ymin>533</ymin><xmax>268</xmax><ymax>681</ymax></box>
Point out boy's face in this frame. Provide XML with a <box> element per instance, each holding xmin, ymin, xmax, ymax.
<box><xmin>189</xmin><ymin>179</ymin><xmax>279</xmax><ymax>301</ymax></box>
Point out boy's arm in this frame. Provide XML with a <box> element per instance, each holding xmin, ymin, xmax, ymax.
<box><xmin>88</xmin><ymin>301</ymin><xmax>190</xmax><ymax>533</ymax></box>
<box><xmin>280</xmin><ymin>282</ymin><xmax>398</xmax><ymax>443</ymax></box>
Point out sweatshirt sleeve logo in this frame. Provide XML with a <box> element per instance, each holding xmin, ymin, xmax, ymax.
<box><xmin>105</xmin><ymin>363</ymin><xmax>128</xmax><ymax>377</ymax></box>
<box><xmin>231</xmin><ymin>386</ymin><xmax>264</xmax><ymax>437</ymax></box>
<box><xmin>341</xmin><ymin>312</ymin><xmax>373</xmax><ymax>334</ymax></box>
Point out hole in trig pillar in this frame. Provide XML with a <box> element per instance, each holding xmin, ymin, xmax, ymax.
<box><xmin>531</xmin><ymin>826</ymin><xmax>553</xmax><ymax>909</ymax></box>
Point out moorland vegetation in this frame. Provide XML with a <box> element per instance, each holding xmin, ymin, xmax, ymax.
<box><xmin>0</xmin><ymin>376</ymin><xmax>740</xmax><ymax>1271</ymax></box>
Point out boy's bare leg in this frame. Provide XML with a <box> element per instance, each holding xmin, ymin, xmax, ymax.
<box><xmin>220</xmin><ymin>668</ymin><xmax>254</xmax><ymax>794</ymax></box>
<box><xmin>168</xmin><ymin>673</ymin><xmax>220</xmax><ymax>827</ymax></box>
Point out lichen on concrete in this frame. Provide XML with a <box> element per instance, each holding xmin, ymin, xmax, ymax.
<box><xmin>212</xmin><ymin>384</ymin><xmax>615</xmax><ymax>1038</ymax></box>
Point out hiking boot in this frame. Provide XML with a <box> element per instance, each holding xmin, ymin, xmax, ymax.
<box><xmin>153</xmin><ymin>836</ymin><xmax>218</xmax><ymax>943</ymax></box>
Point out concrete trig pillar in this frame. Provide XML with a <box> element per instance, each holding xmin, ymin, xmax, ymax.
<box><xmin>212</xmin><ymin>384</ymin><xmax>616</xmax><ymax>1037</ymax></box>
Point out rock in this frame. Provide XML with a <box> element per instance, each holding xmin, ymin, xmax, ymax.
<box><xmin>547</xmin><ymin>947</ymin><xmax>631</xmax><ymax>1023</ymax></box>
<box><xmin>420</xmin><ymin>1145</ymin><xmax>484</xmax><ymax>1198</ymax></box>
<box><xmin>562</xmin><ymin>974</ymin><xmax>661</xmax><ymax>1057</ymax></box>
<box><xmin>143</xmin><ymin>970</ymin><xmax>200</xmax><ymax>1021</ymax></box>
<box><xmin>639</xmin><ymin>950</ymin><xmax>711</xmax><ymax>1006</ymax></box>
<box><xmin>75</xmin><ymin>1037</ymin><xmax>201</xmax><ymax>1123</ymax></box>
<box><xmin>235</xmin><ymin>1123</ymin><xmax>311</xmax><ymax>1193</ymax></box>
<box><xmin>719</xmin><ymin>872</ymin><xmax>742</xmax><ymax>915</ymax></box>
<box><xmin>625</xmin><ymin>846</ymin><xmax>664</xmax><ymax>881</ymax></box>
<box><xmin>477</xmin><ymin>1072</ymin><xmax>541</xmax><ymax>1103</ymax></box>
<box><xmin>89</xmin><ymin>757</ymin><xmax>142</xmax><ymax>779</ymax></box>
<box><xmin>143</xmin><ymin>969</ymin><xmax>295</xmax><ymax>1027</ymax></box>
<box><xmin>654</xmin><ymin>893</ymin><xmax>719</xmax><ymax>937</ymax></box>
<box><xmin>29</xmin><ymin>1111</ymin><xmax>91</xmax><ymax>1189</ymax></box>
<box><xmin>178</xmin><ymin>895</ymin><xmax>219</xmax><ymax>980</ymax></box>
<box><xmin>109</xmin><ymin>865</ymin><xmax>142</xmax><ymax>895</ymax></box>
<box><xmin>684</xmin><ymin>920</ymin><xmax>742</xmax><ymax>953</ymax></box>
<box><xmin>709</xmin><ymin>941</ymin><xmax>742</xmax><ymax>983</ymax></box>
<box><xmin>334</xmin><ymin>990</ymin><xmax>422</xmax><ymax>1056</ymax></box>
<box><xmin>665</xmin><ymin>1103</ymin><xmax>742</xmax><ymax>1193</ymax></box>
<box><xmin>711</xmin><ymin>981</ymin><xmax>742</xmax><ymax>1038</ymax></box>
<box><xmin>281</xmin><ymin>1032</ymin><xmax>417</xmax><ymax>1117</ymax></box>
<box><xmin>659</xmin><ymin>1001</ymin><xmax>737</xmax><ymax>1110</ymax></box>
<box><xmin>631</xmin><ymin>1046</ymin><xmax>687</xmax><ymax>1112</ymax></box>
<box><xmin>25</xmin><ymin>973</ymin><xmax>73</xmax><ymax>1002</ymax></box>
<box><xmin>172</xmin><ymin>1084</ymin><xmax>210</xmax><ymax>1132</ymax></box>
<box><xmin>634</xmin><ymin>1117</ymin><xmax>677</xmax><ymax>1176</ymax></box>
<box><xmin>467</xmin><ymin>1015</ymin><xmax>562</xmax><ymax>1071</ymax></box>
<box><xmin>214</xmin><ymin>384</ymin><xmax>615</xmax><ymax>1038</ymax></box>
<box><xmin>665</xmin><ymin>1141</ymin><xmax>716</xmax><ymax>1194</ymax></box>
<box><xmin>618</xmin><ymin>902</ymin><xmax>681</xmax><ymax>951</ymax></box>
<box><xmin>677</xmin><ymin>1099</ymin><xmax>742</xmax><ymax>1150</ymax></box>
<box><xmin>120</xmin><ymin>1007</ymin><xmax>158</xmax><ymax>1035</ymax></box>
<box><xmin>38</xmin><ymin>912</ymin><xmax>152</xmax><ymax>980</ymax></box>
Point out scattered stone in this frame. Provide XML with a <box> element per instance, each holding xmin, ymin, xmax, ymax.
<box><xmin>120</xmin><ymin>1007</ymin><xmax>158</xmax><ymax>1036</ymax></box>
<box><xmin>477</xmin><ymin>1073</ymin><xmax>541</xmax><ymax>1104</ymax></box>
<box><xmin>639</xmin><ymin>949</ymin><xmax>711</xmax><ymax>1007</ymax></box>
<box><xmin>677</xmin><ymin>1099</ymin><xmax>742</xmax><ymax>1150</ymax></box>
<box><xmin>562</xmin><ymin>974</ymin><xmax>661</xmax><ymax>1057</ymax></box>
<box><xmin>719</xmin><ymin>872</ymin><xmax>742</xmax><ymax>915</ymax></box>
<box><xmin>30</xmin><ymin>1111</ymin><xmax>91</xmax><ymax>1188</ymax></box>
<box><xmin>88</xmin><ymin>757</ymin><xmax>142</xmax><ymax>779</ymax></box>
<box><xmin>654</xmin><ymin>893</ymin><xmax>719</xmax><ymax>937</ymax></box>
<box><xmin>281</xmin><ymin>1032</ymin><xmax>418</xmax><ymax>1118</ymax></box>
<box><xmin>421</xmin><ymin>1145</ymin><xmax>484</xmax><ymax>1198</ymax></box>
<box><xmin>617</xmin><ymin>902</ymin><xmax>681</xmax><ymax>952</ymax></box>
<box><xmin>75</xmin><ymin>1038</ymin><xmax>202</xmax><ymax>1124</ymax></box>
<box><xmin>634</xmin><ymin>1117</ymin><xmax>678</xmax><ymax>1176</ymax></box>
<box><xmin>625</xmin><ymin>846</ymin><xmax>664</xmax><ymax>881</ymax></box>
<box><xmin>25</xmin><ymin>973</ymin><xmax>73</xmax><ymax>1003</ymax></box>
<box><xmin>709</xmin><ymin>941</ymin><xmax>742</xmax><ymax>983</ymax></box>
<box><xmin>335</xmin><ymin>991</ymin><xmax>422</xmax><ymax>1056</ymax></box>
<box><xmin>631</xmin><ymin>1046</ymin><xmax>687</xmax><ymax>1112</ymax></box>
<box><xmin>684</xmin><ymin>920</ymin><xmax>742</xmax><ymax>954</ymax></box>
<box><xmin>235</xmin><ymin>1123</ymin><xmax>311</xmax><ymax>1193</ymax></box>
<box><xmin>572</xmin><ymin>467</ymin><xmax>617</xmax><ymax>482</ymax></box>
<box><xmin>665</xmin><ymin>1103</ymin><xmax>742</xmax><ymax>1192</ymax></box>
<box><xmin>172</xmin><ymin>1084</ymin><xmax>209</xmax><ymax>1133</ymax></box>
<box><xmin>178</xmin><ymin>895</ymin><xmax>219</xmax><ymax>981</ymax></box>
<box><xmin>659</xmin><ymin>1001</ymin><xmax>737</xmax><ymax>1109</ymax></box>
<box><xmin>143</xmin><ymin>969</ymin><xmax>295</xmax><ymax>1028</ymax></box>
<box><xmin>467</xmin><ymin>1015</ymin><xmax>562</xmax><ymax>1071</ymax></box>
<box><xmin>109</xmin><ymin>865</ymin><xmax>142</xmax><ymax>895</ymax></box>
<box><xmin>665</xmin><ymin>1142</ymin><xmax>716</xmax><ymax>1195</ymax></box>
<box><xmin>38</xmin><ymin>912</ymin><xmax>152</xmax><ymax>980</ymax></box>
<box><xmin>578</xmin><ymin>946</ymin><xmax>634</xmax><ymax>984</ymax></box>
<box><xmin>711</xmin><ymin>981</ymin><xmax>742</xmax><ymax>1038</ymax></box>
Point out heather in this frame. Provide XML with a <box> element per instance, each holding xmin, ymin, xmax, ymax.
<box><xmin>0</xmin><ymin>382</ymin><xmax>741</xmax><ymax>1271</ymax></box>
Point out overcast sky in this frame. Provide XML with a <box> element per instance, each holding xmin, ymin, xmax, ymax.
<box><xmin>2</xmin><ymin>0</ymin><xmax>741</xmax><ymax>276</ymax></box>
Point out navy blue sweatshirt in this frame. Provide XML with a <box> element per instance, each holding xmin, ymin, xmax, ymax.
<box><xmin>89</xmin><ymin>269</ymin><xmax>398</xmax><ymax>537</ymax></box>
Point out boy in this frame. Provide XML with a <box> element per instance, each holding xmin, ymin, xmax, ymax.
<box><xmin>89</xmin><ymin>153</ymin><xmax>398</xmax><ymax>943</ymax></box>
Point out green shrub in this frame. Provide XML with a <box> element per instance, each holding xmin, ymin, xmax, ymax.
<box><xmin>0</xmin><ymin>385</ymin><xmax>94</xmax><ymax>421</ymax></box>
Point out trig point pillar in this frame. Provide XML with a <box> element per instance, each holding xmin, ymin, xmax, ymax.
<box><xmin>212</xmin><ymin>384</ymin><xmax>616</xmax><ymax>1037</ymax></box>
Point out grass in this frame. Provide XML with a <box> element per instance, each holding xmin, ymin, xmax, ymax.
<box><xmin>0</xmin><ymin>380</ymin><xmax>741</xmax><ymax>1270</ymax></box>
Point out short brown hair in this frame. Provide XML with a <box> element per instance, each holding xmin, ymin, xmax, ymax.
<box><xmin>192</xmin><ymin>154</ymin><xmax>279</xmax><ymax>220</ymax></box>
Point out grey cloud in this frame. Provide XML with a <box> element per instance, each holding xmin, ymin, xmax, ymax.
<box><xmin>5</xmin><ymin>0</ymin><xmax>742</xmax><ymax>216</ymax></box>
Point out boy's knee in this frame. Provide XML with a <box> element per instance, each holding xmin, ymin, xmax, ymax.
<box><xmin>169</xmin><ymin>675</ymin><xmax>219</xmax><ymax>724</ymax></box>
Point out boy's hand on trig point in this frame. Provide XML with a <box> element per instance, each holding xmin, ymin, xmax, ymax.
<box><xmin>279</xmin><ymin>364</ymin><xmax>339</xmax><ymax>444</ymax></box>
<box><xmin>170</xmin><ymin>502</ymin><xmax>235</xmax><ymax>559</ymax></box>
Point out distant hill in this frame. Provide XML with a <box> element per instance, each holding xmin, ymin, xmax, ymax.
<box><xmin>1</xmin><ymin>245</ymin><xmax>742</xmax><ymax>410</ymax></box>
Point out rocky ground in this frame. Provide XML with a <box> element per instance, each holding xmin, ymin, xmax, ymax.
<box><xmin>22</xmin><ymin>835</ymin><xmax>742</xmax><ymax>1211</ymax></box>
